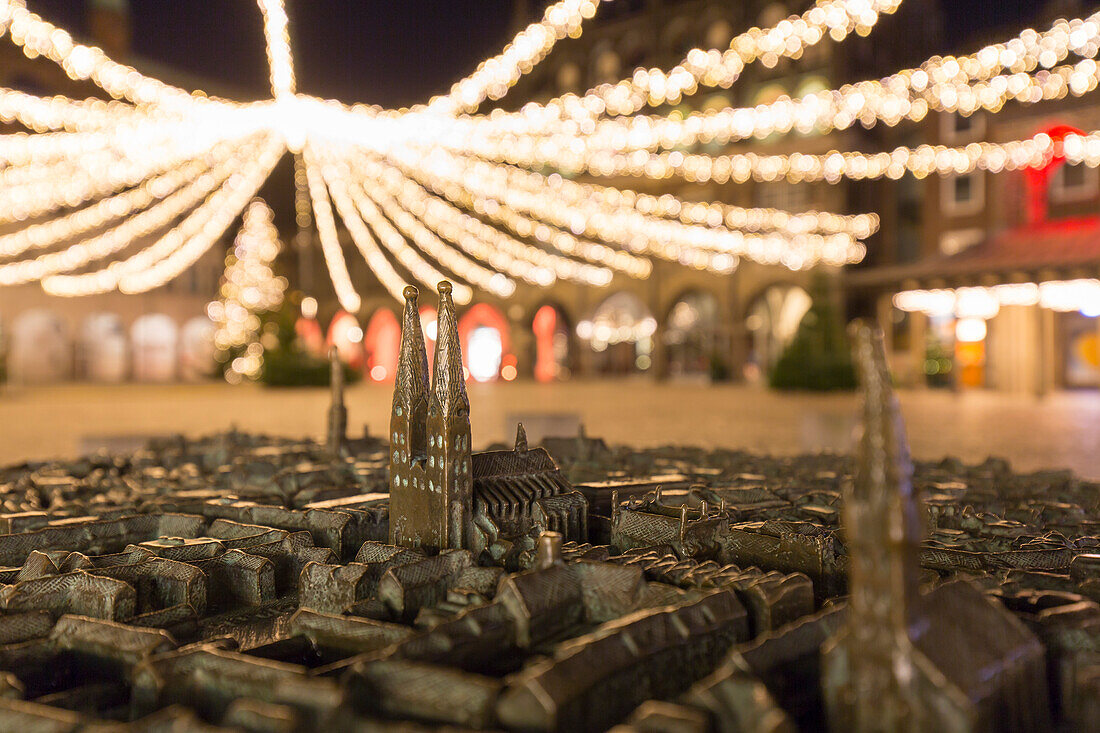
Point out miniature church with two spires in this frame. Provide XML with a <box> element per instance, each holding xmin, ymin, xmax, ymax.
<box><xmin>388</xmin><ymin>281</ymin><xmax>588</xmax><ymax>555</ymax></box>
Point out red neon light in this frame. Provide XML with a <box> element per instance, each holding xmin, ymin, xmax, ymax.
<box><xmin>1024</xmin><ymin>124</ymin><xmax>1085</xmax><ymax>225</ymax></box>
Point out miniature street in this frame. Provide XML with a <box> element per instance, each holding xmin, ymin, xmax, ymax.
<box><xmin>0</xmin><ymin>314</ymin><xmax>1093</xmax><ymax>729</ymax></box>
<box><xmin>2</xmin><ymin>379</ymin><xmax>1098</xmax><ymax>479</ymax></box>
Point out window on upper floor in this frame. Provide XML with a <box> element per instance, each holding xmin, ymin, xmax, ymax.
<box><xmin>591</xmin><ymin>45</ymin><xmax>621</xmax><ymax>86</ymax></box>
<box><xmin>941</xmin><ymin>111</ymin><xmax>985</xmax><ymax>144</ymax></box>
<box><xmin>1049</xmin><ymin>161</ymin><xmax>1099</xmax><ymax>203</ymax></box>
<box><xmin>752</xmin><ymin>181</ymin><xmax>813</xmax><ymax>212</ymax></box>
<box><xmin>556</xmin><ymin>62</ymin><xmax>581</xmax><ymax>94</ymax></box>
<box><xmin>941</xmin><ymin>171</ymin><xmax>984</xmax><ymax>216</ymax></box>
<box><xmin>759</xmin><ymin>3</ymin><xmax>787</xmax><ymax>29</ymax></box>
<box><xmin>705</xmin><ymin>19</ymin><xmax>734</xmax><ymax>50</ymax></box>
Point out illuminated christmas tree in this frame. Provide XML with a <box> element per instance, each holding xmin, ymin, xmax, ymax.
<box><xmin>207</xmin><ymin>199</ymin><xmax>287</xmax><ymax>383</ymax></box>
<box><xmin>769</xmin><ymin>271</ymin><xmax>857</xmax><ymax>392</ymax></box>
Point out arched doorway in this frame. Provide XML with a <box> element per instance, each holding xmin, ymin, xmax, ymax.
<box><xmin>458</xmin><ymin>303</ymin><xmax>512</xmax><ymax>383</ymax></box>
<box><xmin>746</xmin><ymin>284</ymin><xmax>812</xmax><ymax>379</ymax></box>
<box><xmin>532</xmin><ymin>304</ymin><xmax>571</xmax><ymax>382</ymax></box>
<box><xmin>579</xmin><ymin>292</ymin><xmax>656</xmax><ymax>376</ymax></box>
<box><xmin>180</xmin><ymin>316</ymin><xmax>216</xmax><ymax>382</ymax></box>
<box><xmin>361</xmin><ymin>309</ymin><xmax>398</xmax><ymax>381</ymax></box>
<box><xmin>295</xmin><ymin>296</ymin><xmax>325</xmax><ymax>358</ymax></box>
<box><xmin>10</xmin><ymin>309</ymin><xmax>70</xmax><ymax>383</ymax></box>
<box><xmin>132</xmin><ymin>314</ymin><xmax>178</xmax><ymax>382</ymax></box>
<box><xmin>328</xmin><ymin>310</ymin><xmax>365</xmax><ymax>371</ymax></box>
<box><xmin>665</xmin><ymin>291</ymin><xmax>721</xmax><ymax>380</ymax></box>
<box><xmin>80</xmin><ymin>313</ymin><xmax>127</xmax><ymax>383</ymax></box>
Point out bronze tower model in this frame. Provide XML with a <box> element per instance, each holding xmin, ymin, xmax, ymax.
<box><xmin>327</xmin><ymin>345</ymin><xmax>347</xmax><ymax>457</ymax></box>
<box><xmin>389</xmin><ymin>282</ymin><xmax>473</xmax><ymax>552</ymax></box>
<box><xmin>822</xmin><ymin>322</ymin><xmax>1049</xmax><ymax>732</ymax></box>
<box><xmin>824</xmin><ymin>321</ymin><xmax>925</xmax><ymax>729</ymax></box>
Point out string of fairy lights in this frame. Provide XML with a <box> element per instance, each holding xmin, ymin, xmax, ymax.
<box><xmin>0</xmin><ymin>0</ymin><xmax>1099</xmax><ymax>316</ymax></box>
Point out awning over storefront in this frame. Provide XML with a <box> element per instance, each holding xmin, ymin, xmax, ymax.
<box><xmin>845</xmin><ymin>216</ymin><xmax>1100</xmax><ymax>292</ymax></box>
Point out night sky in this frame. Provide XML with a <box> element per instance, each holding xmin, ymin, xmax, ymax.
<box><xmin>27</xmin><ymin>0</ymin><xmax>1042</xmax><ymax>109</ymax></box>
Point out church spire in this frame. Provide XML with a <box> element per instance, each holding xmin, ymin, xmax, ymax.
<box><xmin>327</xmin><ymin>346</ymin><xmax>346</xmax><ymax>456</ymax></box>
<box><xmin>827</xmin><ymin>320</ymin><xmax>926</xmax><ymax>730</ymax></box>
<box><xmin>431</xmin><ymin>281</ymin><xmax>468</xmax><ymax>415</ymax></box>
<box><xmin>848</xmin><ymin>318</ymin><xmax>924</xmax><ymax>620</ymax></box>
<box><xmin>394</xmin><ymin>285</ymin><xmax>430</xmax><ymax>411</ymax></box>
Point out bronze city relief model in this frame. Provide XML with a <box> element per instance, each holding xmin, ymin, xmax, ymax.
<box><xmin>0</xmin><ymin>284</ymin><xmax>1092</xmax><ymax>730</ymax></box>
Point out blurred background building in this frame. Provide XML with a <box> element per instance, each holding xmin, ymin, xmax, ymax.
<box><xmin>0</xmin><ymin>0</ymin><xmax>235</xmax><ymax>383</ymax></box>
<box><xmin>847</xmin><ymin>1</ymin><xmax>1100</xmax><ymax>394</ymax></box>
<box><xmin>2</xmin><ymin>0</ymin><xmax>1098</xmax><ymax>396</ymax></box>
<box><xmin>316</xmin><ymin>0</ymin><xmax>943</xmax><ymax>388</ymax></box>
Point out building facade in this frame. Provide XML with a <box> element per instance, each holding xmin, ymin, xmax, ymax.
<box><xmin>847</xmin><ymin>2</ymin><xmax>1100</xmax><ymax>394</ymax></box>
<box><xmin>0</xmin><ymin>0</ymin><xmax>235</xmax><ymax>384</ymax></box>
<box><xmin>313</xmin><ymin>0</ymin><xmax>943</xmax><ymax>385</ymax></box>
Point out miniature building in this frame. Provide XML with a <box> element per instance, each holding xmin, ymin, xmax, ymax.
<box><xmin>821</xmin><ymin>322</ymin><xmax>1050</xmax><ymax>732</ymax></box>
<box><xmin>389</xmin><ymin>282</ymin><xmax>587</xmax><ymax>554</ymax></box>
<box><xmin>611</xmin><ymin>491</ymin><xmax>727</xmax><ymax>560</ymax></box>
<box><xmin>473</xmin><ymin>425</ymin><xmax>587</xmax><ymax>542</ymax></box>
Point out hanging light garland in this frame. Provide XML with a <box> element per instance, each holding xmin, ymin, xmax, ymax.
<box><xmin>0</xmin><ymin>0</ymin><xmax>1098</xmax><ymax>313</ymax></box>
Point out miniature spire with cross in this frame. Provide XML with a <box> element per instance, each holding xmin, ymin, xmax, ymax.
<box><xmin>327</xmin><ymin>345</ymin><xmax>347</xmax><ymax>456</ymax></box>
<box><xmin>515</xmin><ymin>422</ymin><xmax>528</xmax><ymax>455</ymax></box>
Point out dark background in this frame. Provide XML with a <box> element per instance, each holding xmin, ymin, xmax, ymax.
<box><xmin>27</xmin><ymin>0</ymin><xmax>1041</xmax><ymax>108</ymax></box>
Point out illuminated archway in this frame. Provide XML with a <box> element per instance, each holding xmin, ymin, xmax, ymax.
<box><xmin>532</xmin><ymin>303</ymin><xmax>571</xmax><ymax>382</ymax></box>
<box><xmin>80</xmin><ymin>312</ymin><xmax>127</xmax><ymax>383</ymax></box>
<box><xmin>458</xmin><ymin>303</ymin><xmax>512</xmax><ymax>382</ymax></box>
<box><xmin>579</xmin><ymin>292</ymin><xmax>656</xmax><ymax>375</ymax></box>
<box><xmin>327</xmin><ymin>310</ymin><xmax>365</xmax><ymax>370</ymax></box>
<box><xmin>10</xmin><ymin>310</ymin><xmax>70</xmax><ymax>383</ymax></box>
<box><xmin>746</xmin><ymin>284</ymin><xmax>811</xmax><ymax>378</ymax></box>
<box><xmin>132</xmin><ymin>313</ymin><xmax>178</xmax><ymax>382</ymax></box>
<box><xmin>180</xmin><ymin>316</ymin><xmax>216</xmax><ymax>382</ymax></box>
<box><xmin>362</xmin><ymin>309</ymin><xmax>399</xmax><ymax>381</ymax></box>
<box><xmin>665</xmin><ymin>290</ymin><xmax>721</xmax><ymax>379</ymax></box>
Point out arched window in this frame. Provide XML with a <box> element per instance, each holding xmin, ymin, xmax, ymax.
<box><xmin>759</xmin><ymin>3</ymin><xmax>788</xmax><ymax>29</ymax></box>
<box><xmin>556</xmin><ymin>62</ymin><xmax>581</xmax><ymax>94</ymax></box>
<box><xmin>532</xmin><ymin>304</ymin><xmax>571</xmax><ymax>382</ymax></box>
<box><xmin>131</xmin><ymin>314</ymin><xmax>178</xmax><ymax>382</ymax></box>
<box><xmin>705</xmin><ymin>19</ymin><xmax>734</xmax><ymax>50</ymax></box>
<box><xmin>590</xmin><ymin>43</ymin><xmax>621</xmax><ymax>86</ymax></box>
<box><xmin>579</xmin><ymin>292</ymin><xmax>656</xmax><ymax>375</ymax></box>
<box><xmin>666</xmin><ymin>291</ymin><xmax>721</xmax><ymax>379</ymax></box>
<box><xmin>458</xmin><ymin>304</ymin><xmax>512</xmax><ymax>382</ymax></box>
<box><xmin>662</xmin><ymin>18</ymin><xmax>695</xmax><ymax>60</ymax></box>
<box><xmin>80</xmin><ymin>313</ymin><xmax>127</xmax><ymax>383</ymax></box>
<box><xmin>180</xmin><ymin>316</ymin><xmax>216</xmax><ymax>382</ymax></box>
<box><xmin>362</xmin><ymin>309</ymin><xmax>398</xmax><ymax>381</ymax></box>
<box><xmin>10</xmin><ymin>310</ymin><xmax>70</xmax><ymax>383</ymax></box>
<box><xmin>746</xmin><ymin>284</ymin><xmax>812</xmax><ymax>377</ymax></box>
<box><xmin>328</xmin><ymin>310</ymin><xmax>365</xmax><ymax>370</ymax></box>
